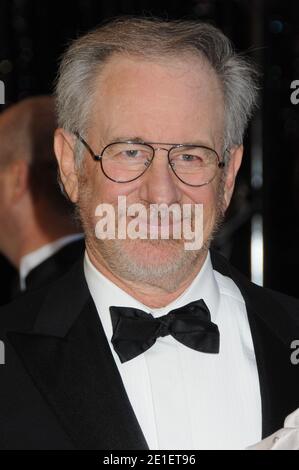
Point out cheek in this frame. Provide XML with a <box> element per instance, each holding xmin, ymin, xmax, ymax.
<box><xmin>201</xmin><ymin>192</ymin><xmax>219</xmax><ymax>233</ymax></box>
<box><xmin>182</xmin><ymin>185</ymin><xmax>221</xmax><ymax>239</ymax></box>
<box><xmin>92</xmin><ymin>170</ymin><xmax>143</xmax><ymax>204</ymax></box>
<box><xmin>183</xmin><ymin>185</ymin><xmax>219</xmax><ymax>214</ymax></box>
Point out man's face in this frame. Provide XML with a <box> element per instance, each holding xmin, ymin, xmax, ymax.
<box><xmin>57</xmin><ymin>54</ymin><xmax>243</xmax><ymax>291</ymax></box>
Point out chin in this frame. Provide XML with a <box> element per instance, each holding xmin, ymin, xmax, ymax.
<box><xmin>92</xmin><ymin>235</ymin><xmax>204</xmax><ymax>289</ymax></box>
<box><xmin>119</xmin><ymin>238</ymin><xmax>202</xmax><ymax>289</ymax></box>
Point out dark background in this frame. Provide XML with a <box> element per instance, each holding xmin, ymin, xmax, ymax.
<box><xmin>1</xmin><ymin>0</ymin><xmax>299</xmax><ymax>303</ymax></box>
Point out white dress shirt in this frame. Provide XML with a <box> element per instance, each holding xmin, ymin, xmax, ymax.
<box><xmin>19</xmin><ymin>233</ymin><xmax>84</xmax><ymax>291</ymax></box>
<box><xmin>84</xmin><ymin>250</ymin><xmax>262</xmax><ymax>450</ymax></box>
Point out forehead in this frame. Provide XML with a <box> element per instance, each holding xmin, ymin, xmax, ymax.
<box><xmin>90</xmin><ymin>54</ymin><xmax>224</xmax><ymax>146</ymax></box>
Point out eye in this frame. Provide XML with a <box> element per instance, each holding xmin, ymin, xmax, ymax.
<box><xmin>181</xmin><ymin>154</ymin><xmax>201</xmax><ymax>162</ymax></box>
<box><xmin>175</xmin><ymin>153</ymin><xmax>204</xmax><ymax>165</ymax></box>
<box><xmin>123</xmin><ymin>149</ymin><xmax>141</xmax><ymax>158</ymax></box>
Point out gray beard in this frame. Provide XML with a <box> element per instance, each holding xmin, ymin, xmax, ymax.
<box><xmin>87</xmin><ymin>237</ymin><xmax>205</xmax><ymax>292</ymax></box>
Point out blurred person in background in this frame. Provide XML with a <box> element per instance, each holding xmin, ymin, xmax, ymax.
<box><xmin>0</xmin><ymin>96</ymin><xmax>84</xmax><ymax>300</ymax></box>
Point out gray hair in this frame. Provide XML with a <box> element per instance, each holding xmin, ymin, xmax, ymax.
<box><xmin>55</xmin><ymin>16</ymin><xmax>259</xmax><ymax>166</ymax></box>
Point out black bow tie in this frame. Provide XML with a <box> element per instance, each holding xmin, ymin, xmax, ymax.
<box><xmin>109</xmin><ymin>299</ymin><xmax>220</xmax><ymax>363</ymax></box>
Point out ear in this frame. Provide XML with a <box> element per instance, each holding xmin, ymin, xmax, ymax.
<box><xmin>223</xmin><ymin>145</ymin><xmax>243</xmax><ymax>211</ymax></box>
<box><xmin>54</xmin><ymin>128</ymin><xmax>79</xmax><ymax>203</ymax></box>
<box><xmin>8</xmin><ymin>159</ymin><xmax>29</xmax><ymax>203</ymax></box>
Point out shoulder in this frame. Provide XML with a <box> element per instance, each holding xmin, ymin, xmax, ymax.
<box><xmin>210</xmin><ymin>248</ymin><xmax>299</xmax><ymax>325</ymax></box>
<box><xmin>0</xmin><ymin>286</ymin><xmax>48</xmax><ymax>337</ymax></box>
<box><xmin>0</xmin><ymin>255</ymin><xmax>85</xmax><ymax>337</ymax></box>
<box><xmin>257</xmin><ymin>284</ymin><xmax>299</xmax><ymax>321</ymax></box>
<box><xmin>54</xmin><ymin>237</ymin><xmax>85</xmax><ymax>263</ymax></box>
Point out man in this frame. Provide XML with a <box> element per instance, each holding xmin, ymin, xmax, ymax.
<box><xmin>0</xmin><ymin>96</ymin><xmax>84</xmax><ymax>300</ymax></box>
<box><xmin>0</xmin><ymin>18</ymin><xmax>298</xmax><ymax>450</ymax></box>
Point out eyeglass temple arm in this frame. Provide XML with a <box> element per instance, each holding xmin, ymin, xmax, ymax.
<box><xmin>218</xmin><ymin>148</ymin><xmax>230</xmax><ymax>168</ymax></box>
<box><xmin>74</xmin><ymin>132</ymin><xmax>102</xmax><ymax>161</ymax></box>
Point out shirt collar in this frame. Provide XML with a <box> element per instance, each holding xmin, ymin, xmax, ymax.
<box><xmin>84</xmin><ymin>249</ymin><xmax>220</xmax><ymax>337</ymax></box>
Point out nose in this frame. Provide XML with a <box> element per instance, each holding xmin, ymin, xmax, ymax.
<box><xmin>138</xmin><ymin>147</ymin><xmax>182</xmax><ymax>205</ymax></box>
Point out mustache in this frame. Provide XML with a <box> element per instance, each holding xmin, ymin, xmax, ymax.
<box><xmin>115</xmin><ymin>201</ymin><xmax>201</xmax><ymax>218</ymax></box>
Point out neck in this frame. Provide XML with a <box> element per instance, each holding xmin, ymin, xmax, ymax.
<box><xmin>86</xmin><ymin>244</ymin><xmax>207</xmax><ymax>308</ymax></box>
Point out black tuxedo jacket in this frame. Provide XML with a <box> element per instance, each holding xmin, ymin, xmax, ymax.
<box><xmin>0</xmin><ymin>250</ymin><xmax>298</xmax><ymax>450</ymax></box>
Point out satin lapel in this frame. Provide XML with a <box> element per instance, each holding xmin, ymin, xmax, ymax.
<box><xmin>210</xmin><ymin>249</ymin><xmax>299</xmax><ymax>438</ymax></box>
<box><xmin>6</xmin><ymin>258</ymin><xmax>149</xmax><ymax>450</ymax></box>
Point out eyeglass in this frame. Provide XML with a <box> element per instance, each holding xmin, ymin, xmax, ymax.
<box><xmin>74</xmin><ymin>132</ymin><xmax>226</xmax><ymax>187</ymax></box>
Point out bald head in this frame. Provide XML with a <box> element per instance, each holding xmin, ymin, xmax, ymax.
<box><xmin>0</xmin><ymin>96</ymin><xmax>71</xmax><ymax>215</ymax></box>
<box><xmin>0</xmin><ymin>96</ymin><xmax>56</xmax><ymax>167</ymax></box>
<box><xmin>0</xmin><ymin>96</ymin><xmax>80</xmax><ymax>267</ymax></box>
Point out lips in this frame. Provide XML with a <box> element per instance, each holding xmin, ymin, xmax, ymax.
<box><xmin>124</xmin><ymin>216</ymin><xmax>184</xmax><ymax>242</ymax></box>
<box><xmin>138</xmin><ymin>219</ymin><xmax>181</xmax><ymax>228</ymax></box>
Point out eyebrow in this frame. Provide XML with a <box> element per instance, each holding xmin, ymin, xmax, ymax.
<box><xmin>109</xmin><ymin>136</ymin><xmax>146</xmax><ymax>144</ymax></box>
<box><xmin>107</xmin><ymin>135</ymin><xmax>214</xmax><ymax>148</ymax></box>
